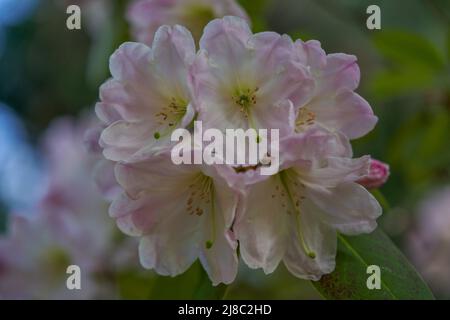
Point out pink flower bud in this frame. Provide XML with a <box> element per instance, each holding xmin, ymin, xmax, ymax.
<box><xmin>357</xmin><ymin>159</ymin><xmax>390</xmax><ymax>189</ymax></box>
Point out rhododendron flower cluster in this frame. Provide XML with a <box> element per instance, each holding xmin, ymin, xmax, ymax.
<box><xmin>0</xmin><ymin>117</ymin><xmax>139</xmax><ymax>299</ymax></box>
<box><xmin>127</xmin><ymin>0</ymin><xmax>249</xmax><ymax>44</ymax></box>
<box><xmin>95</xmin><ymin>16</ymin><xmax>386</xmax><ymax>285</ymax></box>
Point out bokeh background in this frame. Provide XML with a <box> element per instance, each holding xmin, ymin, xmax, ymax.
<box><xmin>0</xmin><ymin>0</ymin><xmax>449</xmax><ymax>299</ymax></box>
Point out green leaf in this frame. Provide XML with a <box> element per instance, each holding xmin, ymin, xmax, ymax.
<box><xmin>447</xmin><ymin>27</ymin><xmax>450</xmax><ymax>62</ymax></box>
<box><xmin>148</xmin><ymin>262</ymin><xmax>228</xmax><ymax>300</ymax></box>
<box><xmin>370</xmin><ymin>68</ymin><xmax>434</xmax><ymax>98</ymax></box>
<box><xmin>373</xmin><ymin>30</ymin><xmax>445</xmax><ymax>71</ymax></box>
<box><xmin>116</xmin><ymin>270</ymin><xmax>154</xmax><ymax>299</ymax></box>
<box><xmin>193</xmin><ymin>269</ymin><xmax>229</xmax><ymax>300</ymax></box>
<box><xmin>312</xmin><ymin>229</ymin><xmax>434</xmax><ymax>300</ymax></box>
<box><xmin>387</xmin><ymin>109</ymin><xmax>450</xmax><ymax>184</ymax></box>
<box><xmin>238</xmin><ymin>0</ymin><xmax>269</xmax><ymax>32</ymax></box>
<box><xmin>86</xmin><ymin>0</ymin><xmax>129</xmax><ymax>88</ymax></box>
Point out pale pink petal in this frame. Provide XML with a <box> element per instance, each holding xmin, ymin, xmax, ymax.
<box><xmin>280</xmin><ymin>127</ymin><xmax>353</xmax><ymax>165</ymax></box>
<box><xmin>151</xmin><ymin>24</ymin><xmax>196</xmax><ymax>96</ymax></box>
<box><xmin>98</xmin><ymin>27</ymin><xmax>196</xmax><ymax>161</ymax></box>
<box><xmin>295</xmin><ymin>40</ymin><xmax>377</xmax><ymax>139</ymax></box>
<box><xmin>249</xmin><ymin>32</ymin><xmax>315</xmax><ymax>108</ymax></box>
<box><xmin>299</xmin><ymin>156</ymin><xmax>371</xmax><ymax>190</ymax></box>
<box><xmin>295</xmin><ymin>39</ymin><xmax>326</xmax><ymax>71</ymax></box>
<box><xmin>93</xmin><ymin>160</ymin><xmax>120</xmax><ymax>201</ymax></box>
<box><xmin>306</xmin><ymin>182</ymin><xmax>382</xmax><ymax>235</ymax></box>
<box><xmin>283</xmin><ymin>206</ymin><xmax>337</xmax><ymax>280</ymax></box>
<box><xmin>112</xmin><ymin>151</ymin><xmax>239</xmax><ymax>283</ymax></box>
<box><xmin>138</xmin><ymin>217</ymin><xmax>201</xmax><ymax>276</ymax></box>
<box><xmin>321</xmin><ymin>53</ymin><xmax>360</xmax><ymax>92</ymax></box>
<box><xmin>251</xmin><ymin>99</ymin><xmax>297</xmax><ymax>138</ymax></box>
<box><xmin>198</xmin><ymin>194</ymin><xmax>238</xmax><ymax>285</ymax></box>
<box><xmin>199</xmin><ymin>16</ymin><xmax>252</xmax><ymax>72</ymax></box>
<box><xmin>308</xmin><ymin>89</ymin><xmax>378</xmax><ymax>139</ymax></box>
<box><xmin>100</xmin><ymin>120</ymin><xmax>155</xmax><ymax>161</ymax></box>
<box><xmin>234</xmin><ymin>176</ymin><xmax>289</xmax><ymax>274</ymax></box>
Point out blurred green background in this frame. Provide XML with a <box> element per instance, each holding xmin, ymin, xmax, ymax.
<box><xmin>0</xmin><ymin>0</ymin><xmax>449</xmax><ymax>299</ymax></box>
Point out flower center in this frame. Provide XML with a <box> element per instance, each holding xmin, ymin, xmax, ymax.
<box><xmin>295</xmin><ymin>107</ymin><xmax>316</xmax><ymax>131</ymax></box>
<box><xmin>233</xmin><ymin>87</ymin><xmax>259</xmax><ymax>118</ymax></box>
<box><xmin>154</xmin><ymin>97</ymin><xmax>188</xmax><ymax>139</ymax></box>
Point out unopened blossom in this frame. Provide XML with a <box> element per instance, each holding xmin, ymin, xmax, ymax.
<box><xmin>228</xmin><ymin>128</ymin><xmax>382</xmax><ymax>280</ymax></box>
<box><xmin>294</xmin><ymin>40</ymin><xmax>378</xmax><ymax>139</ymax></box>
<box><xmin>110</xmin><ymin>149</ymin><xmax>240</xmax><ymax>285</ymax></box>
<box><xmin>357</xmin><ymin>159</ymin><xmax>389</xmax><ymax>189</ymax></box>
<box><xmin>97</xmin><ymin>25</ymin><xmax>196</xmax><ymax>161</ymax></box>
<box><xmin>127</xmin><ymin>0</ymin><xmax>249</xmax><ymax>45</ymax></box>
<box><xmin>191</xmin><ymin>16</ymin><xmax>315</xmax><ymax>139</ymax></box>
<box><xmin>408</xmin><ymin>187</ymin><xmax>450</xmax><ymax>296</ymax></box>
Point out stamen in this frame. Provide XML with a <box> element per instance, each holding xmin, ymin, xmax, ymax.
<box><xmin>185</xmin><ymin>174</ymin><xmax>216</xmax><ymax>249</ymax></box>
<box><xmin>296</xmin><ymin>107</ymin><xmax>316</xmax><ymax>131</ymax></box>
<box><xmin>233</xmin><ymin>87</ymin><xmax>259</xmax><ymax>118</ymax></box>
<box><xmin>153</xmin><ymin>97</ymin><xmax>187</xmax><ymax>139</ymax></box>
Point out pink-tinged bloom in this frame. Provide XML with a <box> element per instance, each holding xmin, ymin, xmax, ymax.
<box><xmin>191</xmin><ymin>17</ymin><xmax>314</xmax><ymax>137</ymax></box>
<box><xmin>110</xmin><ymin>150</ymin><xmax>240</xmax><ymax>285</ymax></box>
<box><xmin>190</xmin><ymin>16</ymin><xmax>315</xmax><ymax>138</ymax></box>
<box><xmin>229</xmin><ymin>128</ymin><xmax>382</xmax><ymax>280</ymax></box>
<box><xmin>127</xmin><ymin>0</ymin><xmax>249</xmax><ymax>45</ymax></box>
<box><xmin>96</xmin><ymin>25</ymin><xmax>197</xmax><ymax>161</ymax></box>
<box><xmin>294</xmin><ymin>40</ymin><xmax>378</xmax><ymax>139</ymax></box>
<box><xmin>84</xmin><ymin>122</ymin><xmax>121</xmax><ymax>201</ymax></box>
<box><xmin>356</xmin><ymin>158</ymin><xmax>390</xmax><ymax>189</ymax></box>
<box><xmin>0</xmin><ymin>214</ymin><xmax>105</xmax><ymax>299</ymax></box>
<box><xmin>41</xmin><ymin>117</ymin><xmax>137</xmax><ymax>271</ymax></box>
<box><xmin>408</xmin><ymin>187</ymin><xmax>450</xmax><ymax>296</ymax></box>
<box><xmin>0</xmin><ymin>117</ymin><xmax>139</xmax><ymax>299</ymax></box>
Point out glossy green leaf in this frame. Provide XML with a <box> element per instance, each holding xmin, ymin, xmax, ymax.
<box><xmin>312</xmin><ymin>229</ymin><xmax>434</xmax><ymax>300</ymax></box>
<box><xmin>374</xmin><ymin>30</ymin><xmax>445</xmax><ymax>70</ymax></box>
<box><xmin>238</xmin><ymin>0</ymin><xmax>269</xmax><ymax>32</ymax></box>
<box><xmin>116</xmin><ymin>270</ymin><xmax>154</xmax><ymax>299</ymax></box>
<box><xmin>370</xmin><ymin>68</ymin><xmax>434</xmax><ymax>98</ymax></box>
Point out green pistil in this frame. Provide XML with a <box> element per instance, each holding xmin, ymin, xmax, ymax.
<box><xmin>237</xmin><ymin>94</ymin><xmax>251</xmax><ymax>109</ymax></box>
<box><xmin>279</xmin><ymin>171</ymin><xmax>316</xmax><ymax>259</ymax></box>
<box><xmin>205</xmin><ymin>184</ymin><xmax>216</xmax><ymax>250</ymax></box>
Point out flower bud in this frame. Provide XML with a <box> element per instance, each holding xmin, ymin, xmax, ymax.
<box><xmin>357</xmin><ymin>159</ymin><xmax>390</xmax><ymax>189</ymax></box>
